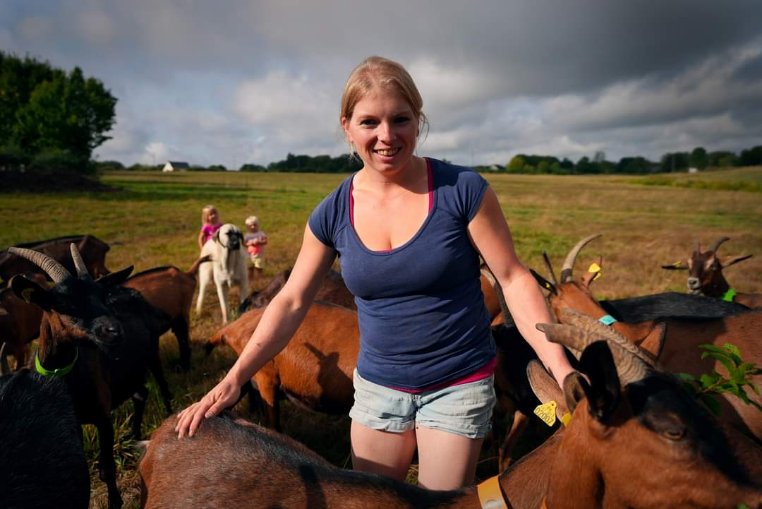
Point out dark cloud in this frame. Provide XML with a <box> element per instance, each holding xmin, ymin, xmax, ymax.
<box><xmin>2</xmin><ymin>0</ymin><xmax>760</xmax><ymax>166</ymax></box>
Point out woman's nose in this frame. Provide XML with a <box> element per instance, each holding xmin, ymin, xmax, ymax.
<box><xmin>377</xmin><ymin>122</ymin><xmax>394</xmax><ymax>142</ymax></box>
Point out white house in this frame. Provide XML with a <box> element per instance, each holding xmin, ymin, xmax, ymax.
<box><xmin>162</xmin><ymin>161</ymin><xmax>190</xmax><ymax>172</ymax></box>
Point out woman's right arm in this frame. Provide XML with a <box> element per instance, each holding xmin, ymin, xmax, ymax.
<box><xmin>176</xmin><ymin>224</ymin><xmax>337</xmax><ymax>437</ymax></box>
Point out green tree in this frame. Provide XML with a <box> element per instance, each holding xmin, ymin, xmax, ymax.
<box><xmin>690</xmin><ymin>147</ymin><xmax>708</xmax><ymax>170</ymax></box>
<box><xmin>15</xmin><ymin>67</ymin><xmax>116</xmax><ymax>164</ymax></box>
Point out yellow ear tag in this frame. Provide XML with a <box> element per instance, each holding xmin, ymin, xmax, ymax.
<box><xmin>587</xmin><ymin>262</ymin><xmax>602</xmax><ymax>281</ymax></box>
<box><xmin>534</xmin><ymin>401</ymin><xmax>558</xmax><ymax>427</ymax></box>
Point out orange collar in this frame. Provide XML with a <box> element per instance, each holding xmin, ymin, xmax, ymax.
<box><xmin>476</xmin><ymin>475</ymin><xmax>509</xmax><ymax>509</ymax></box>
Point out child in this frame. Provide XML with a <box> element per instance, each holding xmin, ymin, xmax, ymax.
<box><xmin>198</xmin><ymin>205</ymin><xmax>222</xmax><ymax>249</ymax></box>
<box><xmin>244</xmin><ymin>215</ymin><xmax>268</xmax><ymax>276</ymax></box>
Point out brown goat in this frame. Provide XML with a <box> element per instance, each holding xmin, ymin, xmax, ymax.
<box><xmin>206</xmin><ymin>301</ymin><xmax>359</xmax><ymax>430</ymax></box>
<box><xmin>662</xmin><ymin>236</ymin><xmax>762</xmax><ymax>308</ymax></box>
<box><xmin>9</xmin><ymin>245</ymin><xmax>174</xmax><ymax>509</ymax></box>
<box><xmin>0</xmin><ymin>273</ymin><xmax>47</xmax><ymax>370</ymax></box>
<box><xmin>140</xmin><ymin>325</ymin><xmax>762</xmax><ymax>509</ymax></box>
<box><xmin>239</xmin><ymin>267</ymin><xmax>356</xmax><ymax>312</ymax></box>
<box><xmin>0</xmin><ymin>234</ymin><xmax>110</xmax><ymax>285</ymax></box>
<box><xmin>533</xmin><ymin>234</ymin><xmax>762</xmax><ymax>441</ymax></box>
<box><xmin>123</xmin><ymin>255</ymin><xmax>210</xmax><ymax>371</ymax></box>
<box><xmin>239</xmin><ymin>266</ymin><xmax>502</xmax><ymax>324</ymax></box>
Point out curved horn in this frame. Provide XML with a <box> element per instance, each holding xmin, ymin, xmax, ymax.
<box><xmin>560</xmin><ymin>234</ymin><xmax>601</xmax><ymax>283</ymax></box>
<box><xmin>69</xmin><ymin>244</ymin><xmax>90</xmax><ymax>278</ymax></box>
<box><xmin>8</xmin><ymin>247</ymin><xmax>71</xmax><ymax>283</ymax></box>
<box><xmin>537</xmin><ymin>321</ymin><xmax>651</xmax><ymax>385</ymax></box>
<box><xmin>708</xmin><ymin>236</ymin><xmax>730</xmax><ymax>254</ymax></box>
<box><xmin>558</xmin><ymin>308</ymin><xmax>656</xmax><ymax>366</ymax></box>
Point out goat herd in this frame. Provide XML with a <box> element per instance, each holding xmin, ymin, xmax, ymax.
<box><xmin>0</xmin><ymin>233</ymin><xmax>760</xmax><ymax>508</ymax></box>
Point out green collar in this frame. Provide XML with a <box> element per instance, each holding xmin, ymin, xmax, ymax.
<box><xmin>35</xmin><ymin>348</ymin><xmax>78</xmax><ymax>377</ymax></box>
<box><xmin>721</xmin><ymin>288</ymin><xmax>737</xmax><ymax>303</ymax></box>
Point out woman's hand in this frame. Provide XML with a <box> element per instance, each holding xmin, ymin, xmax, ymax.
<box><xmin>174</xmin><ymin>377</ymin><xmax>242</xmax><ymax>438</ymax></box>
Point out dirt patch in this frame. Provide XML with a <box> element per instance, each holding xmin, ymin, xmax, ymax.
<box><xmin>1</xmin><ymin>171</ymin><xmax>119</xmax><ymax>193</ymax></box>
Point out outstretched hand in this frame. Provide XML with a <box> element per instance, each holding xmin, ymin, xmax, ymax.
<box><xmin>175</xmin><ymin>377</ymin><xmax>242</xmax><ymax>438</ymax></box>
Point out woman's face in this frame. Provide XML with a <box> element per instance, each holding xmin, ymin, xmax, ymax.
<box><xmin>342</xmin><ymin>87</ymin><xmax>419</xmax><ymax>175</ymax></box>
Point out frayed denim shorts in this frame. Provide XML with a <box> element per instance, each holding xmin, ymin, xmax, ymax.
<box><xmin>349</xmin><ymin>369</ymin><xmax>496</xmax><ymax>439</ymax></box>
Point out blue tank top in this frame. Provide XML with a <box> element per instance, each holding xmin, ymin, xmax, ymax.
<box><xmin>308</xmin><ymin>158</ymin><xmax>495</xmax><ymax>389</ymax></box>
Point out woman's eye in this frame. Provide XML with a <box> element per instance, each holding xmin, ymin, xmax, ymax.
<box><xmin>394</xmin><ymin>116</ymin><xmax>411</xmax><ymax>124</ymax></box>
<box><xmin>359</xmin><ymin>119</ymin><xmax>377</xmax><ymax>127</ymax></box>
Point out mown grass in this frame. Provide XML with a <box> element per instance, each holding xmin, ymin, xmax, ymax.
<box><xmin>2</xmin><ymin>166</ymin><xmax>761</xmax><ymax>508</ymax></box>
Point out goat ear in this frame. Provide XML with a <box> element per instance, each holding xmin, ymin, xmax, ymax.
<box><xmin>10</xmin><ymin>275</ymin><xmax>53</xmax><ymax>310</ymax></box>
<box><xmin>636</xmin><ymin>322</ymin><xmax>666</xmax><ymax>358</ymax></box>
<box><xmin>562</xmin><ymin>371</ymin><xmax>588</xmax><ymax>414</ymax></box>
<box><xmin>721</xmin><ymin>254</ymin><xmax>752</xmax><ymax>268</ymax></box>
<box><xmin>661</xmin><ymin>260</ymin><xmax>688</xmax><ymax>270</ymax></box>
<box><xmin>530</xmin><ymin>268</ymin><xmax>557</xmax><ymax>295</ymax></box>
<box><xmin>97</xmin><ymin>266</ymin><xmax>134</xmax><ymax>286</ymax></box>
<box><xmin>578</xmin><ymin>341</ymin><xmax>620</xmax><ymax>422</ymax></box>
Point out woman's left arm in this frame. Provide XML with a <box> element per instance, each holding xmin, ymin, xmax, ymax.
<box><xmin>467</xmin><ymin>187</ymin><xmax>575</xmax><ymax>387</ymax></box>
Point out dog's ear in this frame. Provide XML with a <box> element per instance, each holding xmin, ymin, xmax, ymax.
<box><xmin>213</xmin><ymin>228</ymin><xmax>222</xmax><ymax>241</ymax></box>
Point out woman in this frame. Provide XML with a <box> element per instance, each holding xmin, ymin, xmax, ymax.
<box><xmin>176</xmin><ymin>56</ymin><xmax>575</xmax><ymax>489</ymax></box>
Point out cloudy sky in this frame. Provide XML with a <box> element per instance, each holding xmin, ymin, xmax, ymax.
<box><xmin>2</xmin><ymin>1</ymin><xmax>761</xmax><ymax>169</ymax></box>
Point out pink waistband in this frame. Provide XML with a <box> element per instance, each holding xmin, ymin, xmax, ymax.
<box><xmin>390</xmin><ymin>357</ymin><xmax>497</xmax><ymax>394</ymax></box>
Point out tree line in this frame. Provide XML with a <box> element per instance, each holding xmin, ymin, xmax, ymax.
<box><xmin>3</xmin><ymin>51</ymin><xmax>760</xmax><ymax>178</ymax></box>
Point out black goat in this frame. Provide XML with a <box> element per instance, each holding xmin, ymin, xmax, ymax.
<box><xmin>0</xmin><ymin>365</ymin><xmax>90</xmax><ymax>509</ymax></box>
<box><xmin>9</xmin><ymin>244</ymin><xmax>173</xmax><ymax>509</ymax></box>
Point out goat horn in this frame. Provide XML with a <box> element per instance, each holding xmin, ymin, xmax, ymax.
<box><xmin>480</xmin><ymin>265</ymin><xmax>512</xmax><ymax>323</ymax></box>
<box><xmin>560</xmin><ymin>234</ymin><xmax>601</xmax><ymax>283</ymax></box>
<box><xmin>708</xmin><ymin>236</ymin><xmax>730</xmax><ymax>253</ymax></box>
<box><xmin>558</xmin><ymin>308</ymin><xmax>656</xmax><ymax>366</ymax></box>
<box><xmin>69</xmin><ymin>244</ymin><xmax>90</xmax><ymax>278</ymax></box>
<box><xmin>542</xmin><ymin>252</ymin><xmax>559</xmax><ymax>287</ymax></box>
<box><xmin>537</xmin><ymin>321</ymin><xmax>651</xmax><ymax>385</ymax></box>
<box><xmin>8</xmin><ymin>246</ymin><xmax>71</xmax><ymax>283</ymax></box>
<box><xmin>0</xmin><ymin>343</ymin><xmax>9</xmax><ymax>376</ymax></box>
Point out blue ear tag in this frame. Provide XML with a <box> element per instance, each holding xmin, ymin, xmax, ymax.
<box><xmin>599</xmin><ymin>314</ymin><xmax>617</xmax><ymax>326</ymax></box>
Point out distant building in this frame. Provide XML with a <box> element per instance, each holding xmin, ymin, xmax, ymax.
<box><xmin>162</xmin><ymin>161</ymin><xmax>190</xmax><ymax>172</ymax></box>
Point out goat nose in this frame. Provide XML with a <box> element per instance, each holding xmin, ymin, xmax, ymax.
<box><xmin>687</xmin><ymin>277</ymin><xmax>700</xmax><ymax>289</ymax></box>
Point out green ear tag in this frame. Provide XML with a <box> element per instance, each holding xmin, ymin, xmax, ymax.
<box><xmin>21</xmin><ymin>288</ymin><xmax>34</xmax><ymax>303</ymax></box>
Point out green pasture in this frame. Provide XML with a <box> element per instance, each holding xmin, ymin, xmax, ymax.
<box><xmin>2</xmin><ymin>167</ymin><xmax>761</xmax><ymax>507</ymax></box>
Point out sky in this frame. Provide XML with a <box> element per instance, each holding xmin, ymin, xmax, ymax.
<box><xmin>2</xmin><ymin>1</ymin><xmax>762</xmax><ymax>170</ymax></box>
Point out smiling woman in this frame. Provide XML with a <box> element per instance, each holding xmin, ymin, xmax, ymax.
<box><xmin>174</xmin><ymin>55</ymin><xmax>576</xmax><ymax>491</ymax></box>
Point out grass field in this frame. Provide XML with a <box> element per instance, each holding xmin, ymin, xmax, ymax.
<box><xmin>2</xmin><ymin>166</ymin><xmax>761</xmax><ymax>507</ymax></box>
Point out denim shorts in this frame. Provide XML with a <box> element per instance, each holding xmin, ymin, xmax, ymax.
<box><xmin>349</xmin><ymin>369</ymin><xmax>496</xmax><ymax>439</ymax></box>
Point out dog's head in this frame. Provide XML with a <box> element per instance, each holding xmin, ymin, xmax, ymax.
<box><xmin>214</xmin><ymin>223</ymin><xmax>244</xmax><ymax>251</ymax></box>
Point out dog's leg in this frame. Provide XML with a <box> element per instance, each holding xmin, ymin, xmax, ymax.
<box><xmin>216</xmin><ymin>280</ymin><xmax>230</xmax><ymax>324</ymax></box>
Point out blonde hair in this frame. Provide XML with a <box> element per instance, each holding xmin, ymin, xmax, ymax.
<box><xmin>245</xmin><ymin>215</ymin><xmax>259</xmax><ymax>227</ymax></box>
<box><xmin>201</xmin><ymin>204</ymin><xmax>218</xmax><ymax>224</ymax></box>
<box><xmin>340</xmin><ymin>56</ymin><xmax>428</xmax><ymax>136</ymax></box>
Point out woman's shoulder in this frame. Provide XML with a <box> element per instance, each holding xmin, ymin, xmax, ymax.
<box><xmin>428</xmin><ymin>158</ymin><xmax>486</xmax><ymax>188</ymax></box>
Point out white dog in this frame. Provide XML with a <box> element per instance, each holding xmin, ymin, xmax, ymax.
<box><xmin>196</xmin><ymin>223</ymin><xmax>249</xmax><ymax>324</ymax></box>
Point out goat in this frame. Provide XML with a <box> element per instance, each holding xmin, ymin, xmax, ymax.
<box><xmin>206</xmin><ymin>301</ymin><xmax>359</xmax><ymax>430</ymax></box>
<box><xmin>532</xmin><ymin>234</ymin><xmax>762</xmax><ymax>441</ymax></box>
<box><xmin>238</xmin><ymin>266</ymin><xmax>501</xmax><ymax>324</ymax></box>
<box><xmin>662</xmin><ymin>236</ymin><xmax>762</xmax><ymax>308</ymax></box>
<box><xmin>0</xmin><ymin>234</ymin><xmax>110</xmax><ymax>285</ymax></box>
<box><xmin>0</xmin><ymin>365</ymin><xmax>91</xmax><ymax>509</ymax></box>
<box><xmin>123</xmin><ymin>255</ymin><xmax>210</xmax><ymax>370</ymax></box>
<box><xmin>196</xmin><ymin>223</ymin><xmax>249</xmax><ymax>324</ymax></box>
<box><xmin>239</xmin><ymin>267</ymin><xmax>356</xmax><ymax>313</ymax></box>
<box><xmin>8</xmin><ymin>244</ymin><xmax>174</xmax><ymax>509</ymax></box>
<box><xmin>140</xmin><ymin>327</ymin><xmax>762</xmax><ymax>508</ymax></box>
<box><xmin>0</xmin><ymin>273</ymin><xmax>46</xmax><ymax>369</ymax></box>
